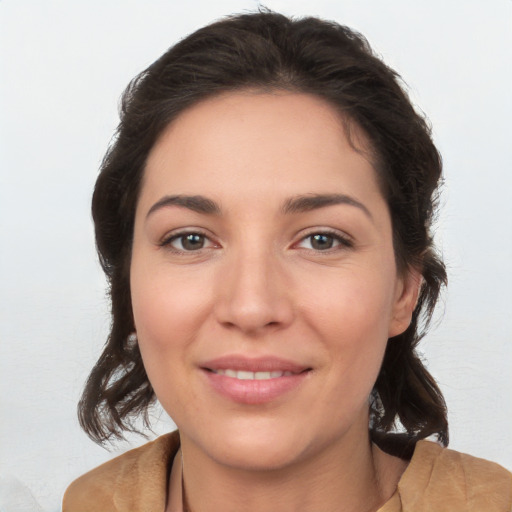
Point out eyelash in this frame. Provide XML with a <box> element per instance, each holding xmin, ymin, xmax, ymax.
<box><xmin>159</xmin><ymin>230</ymin><xmax>216</xmax><ymax>253</ymax></box>
<box><xmin>159</xmin><ymin>229</ymin><xmax>353</xmax><ymax>254</ymax></box>
<box><xmin>294</xmin><ymin>229</ymin><xmax>354</xmax><ymax>252</ymax></box>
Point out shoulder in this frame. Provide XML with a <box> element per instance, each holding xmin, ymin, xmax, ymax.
<box><xmin>62</xmin><ymin>431</ymin><xmax>180</xmax><ymax>512</ymax></box>
<box><xmin>398</xmin><ymin>440</ymin><xmax>512</xmax><ymax>511</ymax></box>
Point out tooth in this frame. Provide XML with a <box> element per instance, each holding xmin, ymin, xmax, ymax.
<box><xmin>215</xmin><ymin>369</ymin><xmax>294</xmax><ymax>380</ymax></box>
<box><xmin>237</xmin><ymin>371</ymin><xmax>255</xmax><ymax>380</ymax></box>
<box><xmin>255</xmin><ymin>371</ymin><xmax>271</xmax><ymax>380</ymax></box>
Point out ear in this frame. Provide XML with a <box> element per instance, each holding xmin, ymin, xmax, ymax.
<box><xmin>388</xmin><ymin>267</ymin><xmax>422</xmax><ymax>338</ymax></box>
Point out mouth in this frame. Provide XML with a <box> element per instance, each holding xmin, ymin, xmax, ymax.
<box><xmin>207</xmin><ymin>369</ymin><xmax>299</xmax><ymax>379</ymax></box>
<box><xmin>201</xmin><ymin>356</ymin><xmax>311</xmax><ymax>404</ymax></box>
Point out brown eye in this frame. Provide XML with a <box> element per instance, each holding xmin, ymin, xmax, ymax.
<box><xmin>296</xmin><ymin>231</ymin><xmax>353</xmax><ymax>252</ymax></box>
<box><xmin>309</xmin><ymin>234</ymin><xmax>334</xmax><ymax>250</ymax></box>
<box><xmin>171</xmin><ymin>233</ymin><xmax>206</xmax><ymax>251</ymax></box>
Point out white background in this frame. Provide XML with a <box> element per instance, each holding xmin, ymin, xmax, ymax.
<box><xmin>1</xmin><ymin>1</ymin><xmax>511</xmax><ymax>510</ymax></box>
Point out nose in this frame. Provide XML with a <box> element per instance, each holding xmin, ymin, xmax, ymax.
<box><xmin>214</xmin><ymin>246</ymin><xmax>294</xmax><ymax>335</ymax></box>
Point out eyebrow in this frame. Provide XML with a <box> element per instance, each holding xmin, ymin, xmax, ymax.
<box><xmin>146</xmin><ymin>193</ymin><xmax>372</xmax><ymax>221</ymax></box>
<box><xmin>146</xmin><ymin>195</ymin><xmax>221</xmax><ymax>218</ymax></box>
<box><xmin>282</xmin><ymin>193</ymin><xmax>373</xmax><ymax>220</ymax></box>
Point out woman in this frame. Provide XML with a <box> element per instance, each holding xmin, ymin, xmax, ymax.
<box><xmin>63</xmin><ymin>10</ymin><xmax>511</xmax><ymax>512</ymax></box>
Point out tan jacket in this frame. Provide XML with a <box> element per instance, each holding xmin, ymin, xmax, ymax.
<box><xmin>63</xmin><ymin>431</ymin><xmax>512</xmax><ymax>511</ymax></box>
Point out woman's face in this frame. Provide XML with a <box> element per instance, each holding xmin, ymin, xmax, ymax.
<box><xmin>131</xmin><ymin>91</ymin><xmax>419</xmax><ymax>471</ymax></box>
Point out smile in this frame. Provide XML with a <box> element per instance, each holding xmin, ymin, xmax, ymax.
<box><xmin>210</xmin><ymin>369</ymin><xmax>295</xmax><ymax>380</ymax></box>
<box><xmin>201</xmin><ymin>356</ymin><xmax>311</xmax><ymax>404</ymax></box>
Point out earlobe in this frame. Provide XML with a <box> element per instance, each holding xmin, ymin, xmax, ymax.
<box><xmin>388</xmin><ymin>268</ymin><xmax>422</xmax><ymax>338</ymax></box>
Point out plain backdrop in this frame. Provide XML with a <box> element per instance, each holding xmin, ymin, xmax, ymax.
<box><xmin>1</xmin><ymin>1</ymin><xmax>511</xmax><ymax>510</ymax></box>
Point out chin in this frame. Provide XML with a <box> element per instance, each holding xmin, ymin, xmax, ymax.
<box><xmin>212</xmin><ymin>439</ymin><xmax>307</xmax><ymax>472</ymax></box>
<box><xmin>194</xmin><ymin>418</ymin><xmax>314</xmax><ymax>472</ymax></box>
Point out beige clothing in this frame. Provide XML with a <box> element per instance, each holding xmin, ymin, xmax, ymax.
<box><xmin>63</xmin><ymin>431</ymin><xmax>512</xmax><ymax>511</ymax></box>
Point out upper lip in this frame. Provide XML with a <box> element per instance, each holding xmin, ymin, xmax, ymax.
<box><xmin>201</xmin><ymin>355</ymin><xmax>310</xmax><ymax>374</ymax></box>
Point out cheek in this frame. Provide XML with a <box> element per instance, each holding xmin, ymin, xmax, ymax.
<box><xmin>300</xmin><ymin>266</ymin><xmax>395</xmax><ymax>388</ymax></box>
<box><xmin>129</xmin><ymin>267</ymin><xmax>208</xmax><ymax>405</ymax></box>
<box><xmin>131</xmin><ymin>264</ymin><xmax>209</xmax><ymax>346</ymax></box>
<box><xmin>130</xmin><ymin>270</ymin><xmax>206</xmax><ymax>417</ymax></box>
<box><xmin>302</xmin><ymin>264</ymin><xmax>396</xmax><ymax>339</ymax></box>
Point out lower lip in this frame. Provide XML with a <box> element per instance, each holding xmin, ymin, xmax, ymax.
<box><xmin>203</xmin><ymin>370</ymin><xmax>309</xmax><ymax>405</ymax></box>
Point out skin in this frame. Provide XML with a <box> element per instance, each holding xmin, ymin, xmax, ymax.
<box><xmin>130</xmin><ymin>91</ymin><xmax>420</xmax><ymax>511</ymax></box>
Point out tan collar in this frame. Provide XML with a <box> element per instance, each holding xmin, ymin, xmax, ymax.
<box><xmin>166</xmin><ymin>448</ymin><xmax>184</xmax><ymax>512</ymax></box>
<box><xmin>63</xmin><ymin>431</ymin><xmax>512</xmax><ymax>512</ymax></box>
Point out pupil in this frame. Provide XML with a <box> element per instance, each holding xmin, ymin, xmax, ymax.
<box><xmin>311</xmin><ymin>234</ymin><xmax>333</xmax><ymax>250</ymax></box>
<box><xmin>182</xmin><ymin>234</ymin><xmax>204</xmax><ymax>250</ymax></box>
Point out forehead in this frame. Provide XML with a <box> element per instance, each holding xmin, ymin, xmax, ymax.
<box><xmin>140</xmin><ymin>91</ymin><xmax>381</xmax><ymax>209</ymax></box>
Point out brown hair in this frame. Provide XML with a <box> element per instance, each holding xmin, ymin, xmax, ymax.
<box><xmin>79</xmin><ymin>10</ymin><xmax>448</xmax><ymax>452</ymax></box>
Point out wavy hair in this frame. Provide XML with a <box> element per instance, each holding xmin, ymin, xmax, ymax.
<box><xmin>79</xmin><ymin>10</ymin><xmax>448</xmax><ymax>452</ymax></box>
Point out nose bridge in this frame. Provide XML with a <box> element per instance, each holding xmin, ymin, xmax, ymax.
<box><xmin>215</xmin><ymin>240</ymin><xmax>293</xmax><ymax>333</ymax></box>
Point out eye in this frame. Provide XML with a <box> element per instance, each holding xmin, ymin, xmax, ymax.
<box><xmin>296</xmin><ymin>231</ymin><xmax>353</xmax><ymax>251</ymax></box>
<box><xmin>162</xmin><ymin>232</ymin><xmax>214</xmax><ymax>252</ymax></box>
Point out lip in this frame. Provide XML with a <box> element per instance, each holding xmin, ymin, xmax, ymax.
<box><xmin>200</xmin><ymin>355</ymin><xmax>311</xmax><ymax>405</ymax></box>
<box><xmin>202</xmin><ymin>355</ymin><xmax>309</xmax><ymax>373</ymax></box>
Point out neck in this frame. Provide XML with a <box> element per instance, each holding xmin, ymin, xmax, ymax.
<box><xmin>173</xmin><ymin>426</ymin><xmax>406</xmax><ymax>512</ymax></box>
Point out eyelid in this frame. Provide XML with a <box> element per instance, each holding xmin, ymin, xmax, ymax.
<box><xmin>157</xmin><ymin>226</ymin><xmax>353</xmax><ymax>253</ymax></box>
<box><xmin>292</xmin><ymin>227</ymin><xmax>354</xmax><ymax>251</ymax></box>
<box><xmin>158</xmin><ymin>227</ymin><xmax>219</xmax><ymax>251</ymax></box>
